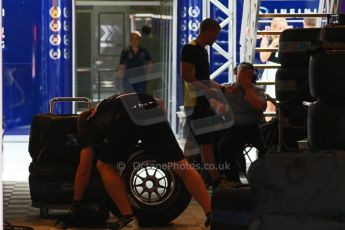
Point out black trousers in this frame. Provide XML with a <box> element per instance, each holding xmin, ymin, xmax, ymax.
<box><xmin>217</xmin><ymin>124</ymin><xmax>266</xmax><ymax>181</ymax></box>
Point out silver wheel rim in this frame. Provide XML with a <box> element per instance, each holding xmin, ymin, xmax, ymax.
<box><xmin>129</xmin><ymin>161</ymin><xmax>175</xmax><ymax>206</ymax></box>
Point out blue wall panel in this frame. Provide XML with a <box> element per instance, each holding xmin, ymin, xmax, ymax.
<box><xmin>3</xmin><ymin>0</ymin><xmax>39</xmax><ymax>134</ymax></box>
<box><xmin>3</xmin><ymin>0</ymin><xmax>72</xmax><ymax>135</ymax></box>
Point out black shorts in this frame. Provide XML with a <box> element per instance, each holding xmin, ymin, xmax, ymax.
<box><xmin>93</xmin><ymin>94</ymin><xmax>184</xmax><ymax>164</ymax></box>
<box><xmin>185</xmin><ymin>97</ymin><xmax>222</xmax><ymax>145</ymax></box>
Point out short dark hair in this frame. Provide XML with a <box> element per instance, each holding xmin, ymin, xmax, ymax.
<box><xmin>200</xmin><ymin>18</ymin><xmax>221</xmax><ymax>34</ymax></box>
<box><xmin>141</xmin><ymin>25</ymin><xmax>151</xmax><ymax>35</ymax></box>
<box><xmin>234</xmin><ymin>62</ymin><xmax>259</xmax><ymax>83</ymax></box>
<box><xmin>236</xmin><ymin>62</ymin><xmax>255</xmax><ymax>71</ymax></box>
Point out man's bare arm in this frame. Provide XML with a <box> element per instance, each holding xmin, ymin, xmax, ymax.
<box><xmin>181</xmin><ymin>62</ymin><xmax>219</xmax><ymax>97</ymax></box>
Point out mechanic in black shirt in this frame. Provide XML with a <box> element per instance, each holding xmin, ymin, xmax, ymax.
<box><xmin>116</xmin><ymin>31</ymin><xmax>152</xmax><ymax>94</ymax></box>
<box><xmin>181</xmin><ymin>18</ymin><xmax>234</xmax><ymax>188</ymax></box>
<box><xmin>68</xmin><ymin>93</ymin><xmax>212</xmax><ymax>229</ymax></box>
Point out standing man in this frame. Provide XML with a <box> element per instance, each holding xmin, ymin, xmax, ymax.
<box><xmin>181</xmin><ymin>18</ymin><xmax>232</xmax><ymax>188</ymax></box>
<box><xmin>116</xmin><ymin>31</ymin><xmax>152</xmax><ymax>94</ymax></box>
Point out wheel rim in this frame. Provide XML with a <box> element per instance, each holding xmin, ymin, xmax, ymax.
<box><xmin>129</xmin><ymin>160</ymin><xmax>175</xmax><ymax>206</ymax></box>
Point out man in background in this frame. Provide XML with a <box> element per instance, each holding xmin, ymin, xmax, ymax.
<box><xmin>303</xmin><ymin>18</ymin><xmax>317</xmax><ymax>28</ymax></box>
<box><xmin>116</xmin><ymin>31</ymin><xmax>152</xmax><ymax>94</ymax></box>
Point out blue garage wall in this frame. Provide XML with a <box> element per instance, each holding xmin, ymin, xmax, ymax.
<box><xmin>3</xmin><ymin>0</ymin><xmax>72</xmax><ymax>135</ymax></box>
<box><xmin>3</xmin><ymin>0</ymin><xmax>38</xmax><ymax>135</ymax></box>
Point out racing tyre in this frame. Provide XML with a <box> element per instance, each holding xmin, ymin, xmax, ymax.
<box><xmin>279</xmin><ymin>28</ymin><xmax>321</xmax><ymax>67</ymax></box>
<box><xmin>309</xmin><ymin>51</ymin><xmax>345</xmax><ymax>101</ymax></box>
<box><xmin>275</xmin><ymin>67</ymin><xmax>312</xmax><ymax>103</ymax></box>
<box><xmin>121</xmin><ymin>149</ymin><xmax>192</xmax><ymax>226</ymax></box>
<box><xmin>308</xmin><ymin>101</ymin><xmax>345</xmax><ymax>150</ymax></box>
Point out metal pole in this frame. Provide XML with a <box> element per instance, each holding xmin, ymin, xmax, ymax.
<box><xmin>0</xmin><ymin>0</ymin><xmax>4</xmax><ymax>225</ymax></box>
<box><xmin>230</xmin><ymin>0</ymin><xmax>236</xmax><ymax>83</ymax></box>
<box><xmin>171</xmin><ymin>0</ymin><xmax>178</xmax><ymax>134</ymax></box>
<box><xmin>72</xmin><ymin>0</ymin><xmax>76</xmax><ymax>112</ymax></box>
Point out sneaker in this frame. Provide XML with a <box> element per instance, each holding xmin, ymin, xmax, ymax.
<box><xmin>106</xmin><ymin>215</ymin><xmax>134</xmax><ymax>230</ymax></box>
<box><xmin>55</xmin><ymin>203</ymin><xmax>81</xmax><ymax>229</ymax></box>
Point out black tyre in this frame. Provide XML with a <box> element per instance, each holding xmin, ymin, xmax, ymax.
<box><xmin>28</xmin><ymin>116</ymin><xmax>43</xmax><ymax>161</ymax></box>
<box><xmin>29</xmin><ymin>162</ymin><xmax>103</xmax><ymax>204</ymax></box>
<box><xmin>309</xmin><ymin>51</ymin><xmax>345</xmax><ymax>101</ymax></box>
<box><xmin>28</xmin><ymin>114</ymin><xmax>80</xmax><ymax>163</ymax></box>
<box><xmin>319</xmin><ymin>25</ymin><xmax>345</xmax><ymax>48</ymax></box>
<box><xmin>308</xmin><ymin>101</ymin><xmax>345</xmax><ymax>150</ymax></box>
<box><xmin>211</xmin><ymin>187</ymin><xmax>252</xmax><ymax>230</ymax></box>
<box><xmin>275</xmin><ymin>67</ymin><xmax>312</xmax><ymax>103</ymax></box>
<box><xmin>279</xmin><ymin>102</ymin><xmax>308</xmax><ymax>128</ymax></box>
<box><xmin>279</xmin><ymin>102</ymin><xmax>308</xmax><ymax>150</ymax></box>
<box><xmin>279</xmin><ymin>28</ymin><xmax>321</xmax><ymax>68</ymax></box>
<box><xmin>121</xmin><ymin>149</ymin><xmax>192</xmax><ymax>226</ymax></box>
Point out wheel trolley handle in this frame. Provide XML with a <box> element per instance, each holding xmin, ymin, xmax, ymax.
<box><xmin>49</xmin><ymin>97</ymin><xmax>92</xmax><ymax>114</ymax></box>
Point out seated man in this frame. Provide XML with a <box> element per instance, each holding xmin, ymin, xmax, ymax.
<box><xmin>66</xmin><ymin>92</ymin><xmax>212</xmax><ymax>229</ymax></box>
<box><xmin>218</xmin><ymin>62</ymin><xmax>267</xmax><ymax>184</ymax></box>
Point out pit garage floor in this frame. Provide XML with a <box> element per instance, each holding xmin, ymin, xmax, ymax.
<box><xmin>2</xmin><ymin>139</ymin><xmax>211</xmax><ymax>229</ymax></box>
<box><xmin>4</xmin><ymin>182</ymin><xmax>209</xmax><ymax>230</ymax></box>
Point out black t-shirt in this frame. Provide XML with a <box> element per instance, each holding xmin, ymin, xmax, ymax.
<box><xmin>267</xmin><ymin>38</ymin><xmax>280</xmax><ymax>63</ymax></box>
<box><xmin>181</xmin><ymin>41</ymin><xmax>212</xmax><ymax>108</ymax></box>
<box><xmin>78</xmin><ymin>93</ymin><xmax>159</xmax><ymax>149</ymax></box>
<box><xmin>268</xmin><ymin>51</ymin><xmax>280</xmax><ymax>63</ymax></box>
<box><xmin>181</xmin><ymin>41</ymin><xmax>210</xmax><ymax>81</ymax></box>
<box><xmin>119</xmin><ymin>47</ymin><xmax>151</xmax><ymax>78</ymax></box>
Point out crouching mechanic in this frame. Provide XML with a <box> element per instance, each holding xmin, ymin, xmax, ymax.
<box><xmin>65</xmin><ymin>92</ymin><xmax>212</xmax><ymax>229</ymax></box>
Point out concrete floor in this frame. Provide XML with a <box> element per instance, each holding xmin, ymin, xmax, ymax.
<box><xmin>3</xmin><ymin>180</ymin><xmax>209</xmax><ymax>230</ymax></box>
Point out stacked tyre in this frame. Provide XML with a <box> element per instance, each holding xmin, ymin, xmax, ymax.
<box><xmin>276</xmin><ymin>28</ymin><xmax>320</xmax><ymax>149</ymax></box>
<box><xmin>308</xmin><ymin>26</ymin><xmax>345</xmax><ymax>150</ymax></box>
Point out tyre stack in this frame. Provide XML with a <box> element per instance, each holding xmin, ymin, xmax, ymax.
<box><xmin>308</xmin><ymin>25</ymin><xmax>345</xmax><ymax>150</ymax></box>
<box><xmin>276</xmin><ymin>28</ymin><xmax>321</xmax><ymax>150</ymax></box>
<box><xmin>211</xmin><ymin>186</ymin><xmax>252</xmax><ymax>230</ymax></box>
